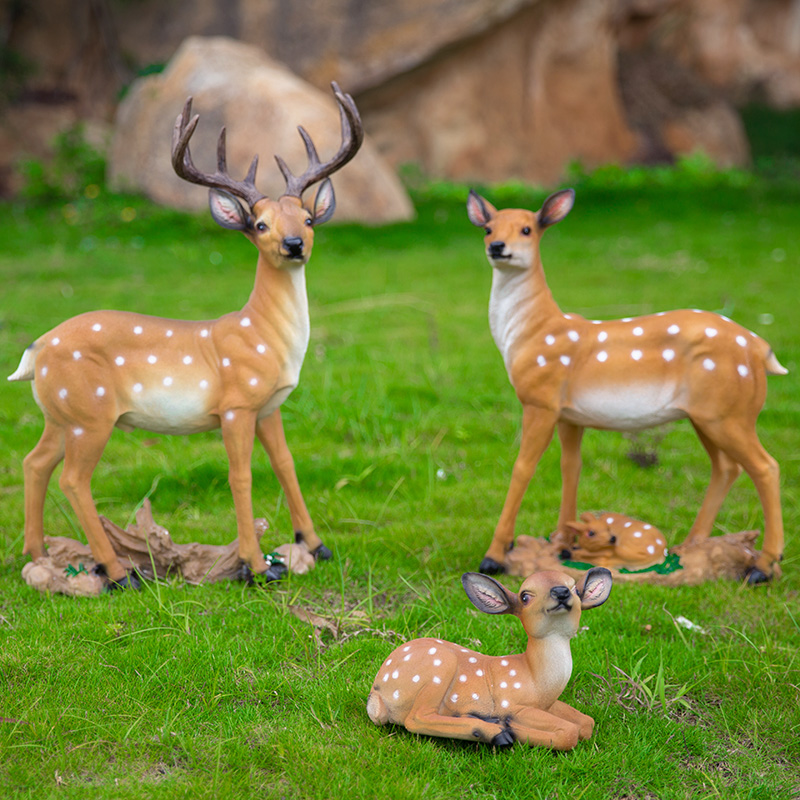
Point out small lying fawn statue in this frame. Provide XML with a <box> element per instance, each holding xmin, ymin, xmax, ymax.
<box><xmin>367</xmin><ymin>568</ymin><xmax>612</xmax><ymax>750</ymax></box>
<box><xmin>564</xmin><ymin>511</ymin><xmax>669</xmax><ymax>571</ymax></box>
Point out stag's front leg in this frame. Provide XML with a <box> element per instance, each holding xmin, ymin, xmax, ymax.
<box><xmin>554</xmin><ymin>421</ymin><xmax>584</xmax><ymax>549</ymax></box>
<box><xmin>256</xmin><ymin>410</ymin><xmax>330</xmax><ymax>559</ymax></box>
<box><xmin>482</xmin><ymin>405</ymin><xmax>558</xmax><ymax>574</ymax></box>
<box><xmin>220</xmin><ymin>407</ymin><xmax>268</xmax><ymax>574</ymax></box>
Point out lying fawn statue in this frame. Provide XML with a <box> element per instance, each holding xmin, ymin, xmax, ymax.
<box><xmin>367</xmin><ymin>567</ymin><xmax>612</xmax><ymax>750</ymax></box>
<box><xmin>564</xmin><ymin>511</ymin><xmax>668</xmax><ymax>571</ymax></box>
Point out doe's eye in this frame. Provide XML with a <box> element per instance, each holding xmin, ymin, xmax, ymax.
<box><xmin>484</xmin><ymin>227</ymin><xmax>492</xmax><ymax>235</ymax></box>
<box><xmin>256</xmin><ymin>221</ymin><xmax>267</xmax><ymax>232</ymax></box>
<box><xmin>522</xmin><ymin>226</ymin><xmax>531</xmax><ymax>235</ymax></box>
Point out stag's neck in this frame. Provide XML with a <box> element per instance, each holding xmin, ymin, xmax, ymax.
<box><xmin>489</xmin><ymin>260</ymin><xmax>561</xmax><ymax>368</ymax></box>
<box><xmin>523</xmin><ymin>635</ymin><xmax>574</xmax><ymax>706</ymax></box>
<box><xmin>244</xmin><ymin>256</ymin><xmax>310</xmax><ymax>356</ymax></box>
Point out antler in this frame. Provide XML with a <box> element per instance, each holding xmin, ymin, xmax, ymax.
<box><xmin>171</xmin><ymin>97</ymin><xmax>267</xmax><ymax>209</ymax></box>
<box><xmin>275</xmin><ymin>81</ymin><xmax>364</xmax><ymax>199</ymax></box>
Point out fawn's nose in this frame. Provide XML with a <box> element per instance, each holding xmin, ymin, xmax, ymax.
<box><xmin>282</xmin><ymin>236</ymin><xmax>304</xmax><ymax>258</ymax></box>
<box><xmin>609</xmin><ymin>535</ymin><xmax>617</xmax><ymax>544</ymax></box>
<box><xmin>488</xmin><ymin>240</ymin><xmax>506</xmax><ymax>258</ymax></box>
<box><xmin>550</xmin><ymin>586</ymin><xmax>571</xmax><ymax>603</ymax></box>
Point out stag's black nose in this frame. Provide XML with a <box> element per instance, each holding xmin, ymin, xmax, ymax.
<box><xmin>283</xmin><ymin>237</ymin><xmax>304</xmax><ymax>258</ymax></box>
<box><xmin>550</xmin><ymin>586</ymin><xmax>571</xmax><ymax>603</ymax></box>
<box><xmin>488</xmin><ymin>241</ymin><xmax>506</xmax><ymax>258</ymax></box>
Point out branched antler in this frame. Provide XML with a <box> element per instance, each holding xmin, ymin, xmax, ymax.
<box><xmin>275</xmin><ymin>81</ymin><xmax>364</xmax><ymax>199</ymax></box>
<box><xmin>171</xmin><ymin>97</ymin><xmax>267</xmax><ymax>209</ymax></box>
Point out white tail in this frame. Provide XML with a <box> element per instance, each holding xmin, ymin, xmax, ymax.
<box><xmin>10</xmin><ymin>83</ymin><xmax>363</xmax><ymax>585</ymax></box>
<box><xmin>467</xmin><ymin>189</ymin><xmax>786</xmax><ymax>582</ymax></box>
<box><xmin>367</xmin><ymin>568</ymin><xmax>612</xmax><ymax>749</ymax></box>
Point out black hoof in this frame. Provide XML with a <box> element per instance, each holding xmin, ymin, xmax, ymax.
<box><xmin>491</xmin><ymin>729</ymin><xmax>515</xmax><ymax>747</ymax></box>
<box><xmin>479</xmin><ymin>557</ymin><xmax>506</xmax><ymax>575</ymax></box>
<box><xmin>238</xmin><ymin>561</ymin><xmax>288</xmax><ymax>585</ymax></box>
<box><xmin>746</xmin><ymin>567</ymin><xmax>770</xmax><ymax>585</ymax></box>
<box><xmin>106</xmin><ymin>572</ymin><xmax>141</xmax><ymax>592</ymax></box>
<box><xmin>311</xmin><ymin>543</ymin><xmax>333</xmax><ymax>561</ymax></box>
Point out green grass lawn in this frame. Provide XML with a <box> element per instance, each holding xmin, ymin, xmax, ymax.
<box><xmin>1</xmin><ymin>170</ymin><xmax>798</xmax><ymax>799</ymax></box>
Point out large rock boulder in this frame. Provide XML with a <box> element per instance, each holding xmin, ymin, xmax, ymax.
<box><xmin>108</xmin><ymin>37</ymin><xmax>413</xmax><ymax>223</ymax></box>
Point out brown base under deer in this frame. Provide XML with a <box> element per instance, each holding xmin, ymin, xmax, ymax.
<box><xmin>505</xmin><ymin>531</ymin><xmax>776</xmax><ymax>586</ymax></box>
<box><xmin>21</xmin><ymin>499</ymin><xmax>315</xmax><ymax>597</ymax></box>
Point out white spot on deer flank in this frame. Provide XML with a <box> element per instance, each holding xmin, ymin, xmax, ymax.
<box><xmin>393</xmin><ymin>690</ymin><xmax>400</xmax><ymax>700</ymax></box>
<box><xmin>257</xmin><ymin>344</ymin><xmax>266</xmax><ymax>354</ymax></box>
<box><xmin>133</xmin><ymin>383</ymin><xmax>143</xmax><ymax>393</ymax></box>
<box><xmin>624</xmin><ymin>521</ymin><xmax>632</xmax><ymax>528</ymax></box>
<box><xmin>51</xmin><ymin>337</ymin><xmax>60</xmax><ymax>345</ymax></box>
<box><xmin>249</xmin><ymin>378</ymin><xmax>258</xmax><ymax>386</ymax></box>
<box><xmin>509</xmin><ymin>670</ymin><xmax>517</xmax><ymax>677</ymax></box>
<box><xmin>568</xmin><ymin>330</ymin><xmax>579</xmax><ymax>342</ymax></box>
<box><xmin>472</xmin><ymin>693</ymin><xmax>479</xmax><ymax>700</ymax></box>
<box><xmin>41</xmin><ymin>367</ymin><xmax>47</xmax><ymax>377</ymax></box>
<box><xmin>667</xmin><ymin>324</ymin><xmax>680</xmax><ymax>335</ymax></box>
<box><xmin>633</xmin><ymin>326</ymin><xmax>644</xmax><ymax>336</ymax></box>
<box><xmin>514</xmin><ymin>682</ymin><xmax>521</xmax><ymax>689</ymax></box>
<box><xmin>428</xmin><ymin>647</ymin><xmax>437</xmax><ymax>655</ymax></box>
<box><xmin>412</xmin><ymin>675</ymin><xmax>420</xmax><ymax>683</ymax></box>
<box><xmin>476</xmin><ymin>669</ymin><xmax>484</xmax><ymax>677</ymax></box>
<box><xmin>451</xmin><ymin>694</ymin><xmax>459</xmax><ymax>703</ymax></box>
<box><xmin>382</xmin><ymin>673</ymin><xmax>389</xmax><ymax>682</ymax></box>
<box><xmin>115</xmin><ymin>356</ymin><xmax>125</xmax><ymax>366</ymax></box>
<box><xmin>598</xmin><ymin>331</ymin><xmax>608</xmax><ymax>343</ymax></box>
<box><xmin>403</xmin><ymin>654</ymin><xmax>411</xmax><ymax>662</ymax></box>
<box><xmin>224</xmin><ymin>411</ymin><xmax>234</xmax><ymax>421</ymax></box>
<box><xmin>647</xmin><ymin>545</ymin><xmax>655</xmax><ymax>554</ymax></box>
<box><xmin>545</xmin><ymin>335</ymin><xmax>555</xmax><ymax>346</ymax></box>
<box><xmin>606</xmin><ymin>517</ymin><xmax>614</xmax><ymax>524</ymax></box>
<box><xmin>241</xmin><ymin>317</ymin><xmax>251</xmax><ymax>327</ymax></box>
<box><xmin>501</xmin><ymin>700</ymin><xmax>509</xmax><ymax>709</ymax></box>
<box><xmin>500</xmin><ymin>682</ymin><xmax>508</xmax><ymax>689</ymax></box>
<box><xmin>622</xmin><ymin>317</ymin><xmax>632</xmax><ymax>322</ymax></box>
<box><xmin>537</xmin><ymin>355</ymin><xmax>546</xmax><ymax>367</ymax></box>
<box><xmin>633</xmin><ymin>531</ymin><xmax>642</xmax><ymax>538</ymax></box>
<box><xmin>199</xmin><ymin>379</ymin><xmax>209</xmax><ymax>389</ymax></box>
<box><xmin>469</xmin><ymin>657</ymin><xmax>477</xmax><ymax>664</ymax></box>
<box><xmin>597</xmin><ymin>351</ymin><xmax>608</xmax><ymax>362</ymax></box>
<box><xmin>631</xmin><ymin>350</ymin><xmax>643</xmax><ymax>361</ymax></box>
<box><xmin>72</xmin><ymin>351</ymin><xmax>81</xmax><ymax>360</ymax></box>
<box><xmin>166</xmin><ymin>329</ymin><xmax>173</xmax><ymax>338</ymax></box>
<box><xmin>134</xmin><ymin>326</ymin><xmax>143</xmax><ymax>335</ymax></box>
<box><xmin>644</xmin><ymin>524</ymin><xmax>652</xmax><ymax>530</ymax></box>
<box><xmin>96</xmin><ymin>386</ymin><xmax>105</xmax><ymax>397</ymax></box>
<box><xmin>433</xmin><ymin>659</ymin><xmax>442</xmax><ymax>667</ymax></box>
<box><xmin>392</xmin><ymin>670</ymin><xmax>399</xmax><ymax>680</ymax></box>
<box><xmin>433</xmin><ymin>676</ymin><xmax>441</xmax><ymax>684</ymax></box>
<box><xmin>92</xmin><ymin>323</ymin><xmax>101</xmax><ymax>332</ymax></box>
<box><xmin>163</xmin><ymin>376</ymin><xmax>173</xmax><ymax>387</ymax></box>
<box><xmin>58</xmin><ymin>388</ymin><xmax>67</xmax><ymax>399</ymax></box>
<box><xmin>222</xmin><ymin>358</ymin><xmax>231</xmax><ymax>367</ymax></box>
<box><xmin>73</xmin><ymin>427</ymin><xmax>83</xmax><ymax>436</ymax></box>
<box><xmin>560</xmin><ymin>355</ymin><xmax>571</xmax><ymax>366</ymax></box>
<box><xmin>738</xmin><ymin>364</ymin><xmax>749</xmax><ymax>377</ymax></box>
<box><xmin>663</xmin><ymin>349</ymin><xmax>675</xmax><ymax>361</ymax></box>
<box><xmin>200</xmin><ymin>329</ymin><xmax>209</xmax><ymax>338</ymax></box>
<box><xmin>183</xmin><ymin>356</ymin><xmax>193</xmax><ymax>365</ymax></box>
<box><xmin>501</xmin><ymin>660</ymin><xmax>509</xmax><ymax>667</ymax></box>
<box><xmin>705</xmin><ymin>327</ymin><xmax>718</xmax><ymax>337</ymax></box>
<box><xmin>736</xmin><ymin>335</ymin><xmax>747</xmax><ymax>347</ymax></box>
<box><xmin>703</xmin><ymin>359</ymin><xmax>716</xmax><ymax>371</ymax></box>
<box><xmin>148</xmin><ymin>355</ymin><xmax>157</xmax><ymax>364</ymax></box>
<box><xmin>459</xmin><ymin>674</ymin><xmax>467</xmax><ymax>683</ymax></box>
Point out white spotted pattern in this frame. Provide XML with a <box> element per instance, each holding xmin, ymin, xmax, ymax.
<box><xmin>633</xmin><ymin>326</ymin><xmax>643</xmax><ymax>336</ymax></box>
<box><xmin>667</xmin><ymin>324</ymin><xmax>680</xmax><ymax>335</ymax></box>
<box><xmin>598</xmin><ymin>331</ymin><xmax>608</xmax><ymax>343</ymax></box>
<box><xmin>257</xmin><ymin>344</ymin><xmax>266</xmax><ymax>354</ymax></box>
<box><xmin>73</xmin><ymin>427</ymin><xmax>83</xmax><ymax>436</ymax></box>
<box><xmin>92</xmin><ymin>323</ymin><xmax>101</xmax><ymax>332</ymax></box>
<box><xmin>163</xmin><ymin>377</ymin><xmax>173</xmax><ymax>386</ymax></box>
<box><xmin>560</xmin><ymin>355</ymin><xmax>571</xmax><ymax>366</ymax></box>
<box><xmin>703</xmin><ymin>359</ymin><xmax>716</xmax><ymax>371</ymax></box>
<box><xmin>58</xmin><ymin>388</ymin><xmax>67</xmax><ymax>399</ymax></box>
<box><xmin>412</xmin><ymin>675</ymin><xmax>420</xmax><ymax>683</ymax></box>
<box><xmin>41</xmin><ymin>367</ymin><xmax>48</xmax><ymax>377</ymax></box>
<box><xmin>115</xmin><ymin>356</ymin><xmax>125</xmax><ymax>366</ymax></box>
<box><xmin>201</xmin><ymin>329</ymin><xmax>209</xmax><ymax>338</ymax></box>
<box><xmin>433</xmin><ymin>676</ymin><xmax>441</xmax><ymax>684</ymax></box>
<box><xmin>183</xmin><ymin>356</ymin><xmax>193</xmax><ymax>365</ymax></box>
<box><xmin>738</xmin><ymin>364</ymin><xmax>749</xmax><ymax>377</ymax></box>
<box><xmin>133</xmin><ymin>383</ymin><xmax>143</xmax><ymax>393</ymax></box>
<box><xmin>568</xmin><ymin>330</ymin><xmax>579</xmax><ymax>342</ymax></box>
<box><xmin>148</xmin><ymin>355</ymin><xmax>157</xmax><ymax>364</ymax></box>
<box><xmin>73</xmin><ymin>351</ymin><xmax>81</xmax><ymax>360</ymax></box>
<box><xmin>134</xmin><ymin>326</ymin><xmax>143</xmax><ymax>335</ymax></box>
<box><xmin>51</xmin><ymin>337</ymin><xmax>60</xmax><ymax>345</ymax></box>
<box><xmin>96</xmin><ymin>387</ymin><xmax>105</xmax><ymax>397</ymax></box>
<box><xmin>199</xmin><ymin>380</ymin><xmax>209</xmax><ymax>389</ymax></box>
<box><xmin>705</xmin><ymin>327</ymin><xmax>718</xmax><ymax>337</ymax></box>
<box><xmin>663</xmin><ymin>349</ymin><xmax>675</xmax><ymax>361</ymax></box>
<box><xmin>597</xmin><ymin>351</ymin><xmax>608</xmax><ymax>362</ymax></box>
<box><xmin>545</xmin><ymin>335</ymin><xmax>555</xmax><ymax>346</ymax></box>
<box><xmin>631</xmin><ymin>350</ymin><xmax>642</xmax><ymax>361</ymax></box>
<box><xmin>736</xmin><ymin>335</ymin><xmax>747</xmax><ymax>347</ymax></box>
<box><xmin>222</xmin><ymin>358</ymin><xmax>231</xmax><ymax>367</ymax></box>
<box><xmin>537</xmin><ymin>355</ymin><xmax>546</xmax><ymax>367</ymax></box>
<box><xmin>241</xmin><ymin>317</ymin><xmax>251</xmax><ymax>327</ymax></box>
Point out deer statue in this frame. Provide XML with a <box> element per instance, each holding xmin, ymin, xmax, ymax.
<box><xmin>563</xmin><ymin>511</ymin><xmax>668</xmax><ymax>571</ymax></box>
<box><xmin>366</xmin><ymin>568</ymin><xmax>612</xmax><ymax>749</ymax></box>
<box><xmin>467</xmin><ymin>189</ymin><xmax>787</xmax><ymax>584</ymax></box>
<box><xmin>8</xmin><ymin>83</ymin><xmax>364</xmax><ymax>588</ymax></box>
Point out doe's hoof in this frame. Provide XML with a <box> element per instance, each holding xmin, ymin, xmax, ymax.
<box><xmin>106</xmin><ymin>572</ymin><xmax>142</xmax><ymax>592</ymax></box>
<box><xmin>479</xmin><ymin>556</ymin><xmax>506</xmax><ymax>575</ymax></box>
<box><xmin>746</xmin><ymin>567</ymin><xmax>771</xmax><ymax>585</ymax></box>
<box><xmin>263</xmin><ymin>562</ymin><xmax>288</xmax><ymax>582</ymax></box>
<box><xmin>491</xmin><ymin>728</ymin><xmax>515</xmax><ymax>747</ymax></box>
<box><xmin>311</xmin><ymin>543</ymin><xmax>333</xmax><ymax>561</ymax></box>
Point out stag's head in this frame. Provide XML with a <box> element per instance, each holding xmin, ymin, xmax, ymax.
<box><xmin>467</xmin><ymin>189</ymin><xmax>575</xmax><ymax>271</ymax></box>
<box><xmin>172</xmin><ymin>83</ymin><xmax>364</xmax><ymax>268</ymax></box>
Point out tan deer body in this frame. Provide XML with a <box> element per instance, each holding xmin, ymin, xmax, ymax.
<box><xmin>468</xmin><ymin>189</ymin><xmax>786</xmax><ymax>582</ymax></box>
<box><xmin>565</xmin><ymin>512</ymin><xmax>668</xmax><ymax>570</ymax></box>
<box><xmin>367</xmin><ymin>568</ymin><xmax>612</xmax><ymax>749</ymax></box>
<box><xmin>9</xmin><ymin>85</ymin><xmax>363</xmax><ymax>586</ymax></box>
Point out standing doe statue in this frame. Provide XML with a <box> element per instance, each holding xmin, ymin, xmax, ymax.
<box><xmin>367</xmin><ymin>568</ymin><xmax>612</xmax><ymax>749</ymax></box>
<box><xmin>8</xmin><ymin>83</ymin><xmax>363</xmax><ymax>587</ymax></box>
<box><xmin>467</xmin><ymin>189</ymin><xmax>786</xmax><ymax>583</ymax></box>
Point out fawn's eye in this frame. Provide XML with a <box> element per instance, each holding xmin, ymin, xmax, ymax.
<box><xmin>305</xmin><ymin>218</ymin><xmax>313</xmax><ymax>226</ymax></box>
<box><xmin>522</xmin><ymin>226</ymin><xmax>531</xmax><ymax>235</ymax></box>
<box><xmin>256</xmin><ymin>221</ymin><xmax>267</xmax><ymax>232</ymax></box>
<box><xmin>484</xmin><ymin>227</ymin><xmax>492</xmax><ymax>236</ymax></box>
<box><xmin>588</xmin><ymin>530</ymin><xmax>596</xmax><ymax>537</ymax></box>
<box><xmin>520</xmin><ymin>591</ymin><xmax>532</xmax><ymax>605</ymax></box>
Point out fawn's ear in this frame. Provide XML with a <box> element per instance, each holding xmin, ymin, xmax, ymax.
<box><xmin>467</xmin><ymin>190</ymin><xmax>496</xmax><ymax>228</ymax></box>
<box><xmin>462</xmin><ymin>572</ymin><xmax>517</xmax><ymax>615</ymax></box>
<box><xmin>209</xmin><ymin>189</ymin><xmax>252</xmax><ymax>231</ymax></box>
<box><xmin>538</xmin><ymin>188</ymin><xmax>575</xmax><ymax>229</ymax></box>
<box><xmin>577</xmin><ymin>567</ymin><xmax>613</xmax><ymax>609</ymax></box>
<box><xmin>310</xmin><ymin>178</ymin><xmax>336</xmax><ymax>226</ymax></box>
<box><xmin>564</xmin><ymin>519</ymin><xmax>588</xmax><ymax>537</ymax></box>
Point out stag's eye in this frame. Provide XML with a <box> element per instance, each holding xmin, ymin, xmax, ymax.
<box><xmin>256</xmin><ymin>221</ymin><xmax>267</xmax><ymax>232</ymax></box>
<box><xmin>522</xmin><ymin>226</ymin><xmax>531</xmax><ymax>235</ymax></box>
<box><xmin>484</xmin><ymin>227</ymin><xmax>492</xmax><ymax>236</ymax></box>
<box><xmin>520</xmin><ymin>591</ymin><xmax>532</xmax><ymax>605</ymax></box>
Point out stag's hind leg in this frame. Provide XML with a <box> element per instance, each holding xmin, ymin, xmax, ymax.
<box><xmin>676</xmin><ymin>422</ymin><xmax>743</xmax><ymax>551</ymax></box>
<box><xmin>692</xmin><ymin>417</ymin><xmax>782</xmax><ymax>578</ymax></box>
<box><xmin>23</xmin><ymin>420</ymin><xmax>66</xmax><ymax>560</ymax></box>
<box><xmin>58</xmin><ymin>423</ymin><xmax>128</xmax><ymax>581</ymax></box>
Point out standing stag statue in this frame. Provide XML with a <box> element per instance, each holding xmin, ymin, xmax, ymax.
<box><xmin>367</xmin><ymin>568</ymin><xmax>612</xmax><ymax>749</ymax></box>
<box><xmin>9</xmin><ymin>83</ymin><xmax>363</xmax><ymax>588</ymax></box>
<box><xmin>467</xmin><ymin>189</ymin><xmax>786</xmax><ymax>584</ymax></box>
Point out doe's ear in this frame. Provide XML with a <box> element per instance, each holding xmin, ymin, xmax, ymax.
<box><xmin>209</xmin><ymin>189</ymin><xmax>251</xmax><ymax>231</ymax></box>
<box><xmin>467</xmin><ymin>190</ymin><xmax>496</xmax><ymax>228</ymax></box>
<box><xmin>311</xmin><ymin>178</ymin><xmax>336</xmax><ymax>226</ymax></box>
<box><xmin>577</xmin><ymin>567</ymin><xmax>612</xmax><ymax>609</ymax></box>
<box><xmin>538</xmin><ymin>188</ymin><xmax>575</xmax><ymax>229</ymax></box>
<box><xmin>462</xmin><ymin>572</ymin><xmax>517</xmax><ymax>615</ymax></box>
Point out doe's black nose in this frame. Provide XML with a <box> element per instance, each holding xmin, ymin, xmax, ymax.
<box><xmin>550</xmin><ymin>586</ymin><xmax>571</xmax><ymax>603</ymax></box>
<box><xmin>283</xmin><ymin>236</ymin><xmax>304</xmax><ymax>257</ymax></box>
<box><xmin>488</xmin><ymin>240</ymin><xmax>506</xmax><ymax>258</ymax></box>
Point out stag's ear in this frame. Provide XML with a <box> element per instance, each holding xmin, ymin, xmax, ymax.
<box><xmin>577</xmin><ymin>567</ymin><xmax>612</xmax><ymax>609</ymax></box>
<box><xmin>462</xmin><ymin>573</ymin><xmax>517</xmax><ymax>615</ymax></box>
<box><xmin>538</xmin><ymin>189</ymin><xmax>575</xmax><ymax>229</ymax></box>
<box><xmin>310</xmin><ymin>178</ymin><xmax>336</xmax><ymax>226</ymax></box>
<box><xmin>209</xmin><ymin>189</ymin><xmax>252</xmax><ymax>231</ymax></box>
<box><xmin>467</xmin><ymin>190</ymin><xmax>496</xmax><ymax>228</ymax></box>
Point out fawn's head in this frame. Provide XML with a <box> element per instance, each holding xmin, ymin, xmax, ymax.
<box><xmin>171</xmin><ymin>83</ymin><xmax>363</xmax><ymax>269</ymax></box>
<box><xmin>566</xmin><ymin>513</ymin><xmax>617</xmax><ymax>553</ymax></box>
<box><xmin>462</xmin><ymin>567</ymin><xmax>612</xmax><ymax>639</ymax></box>
<box><xmin>467</xmin><ymin>189</ymin><xmax>575</xmax><ymax>270</ymax></box>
